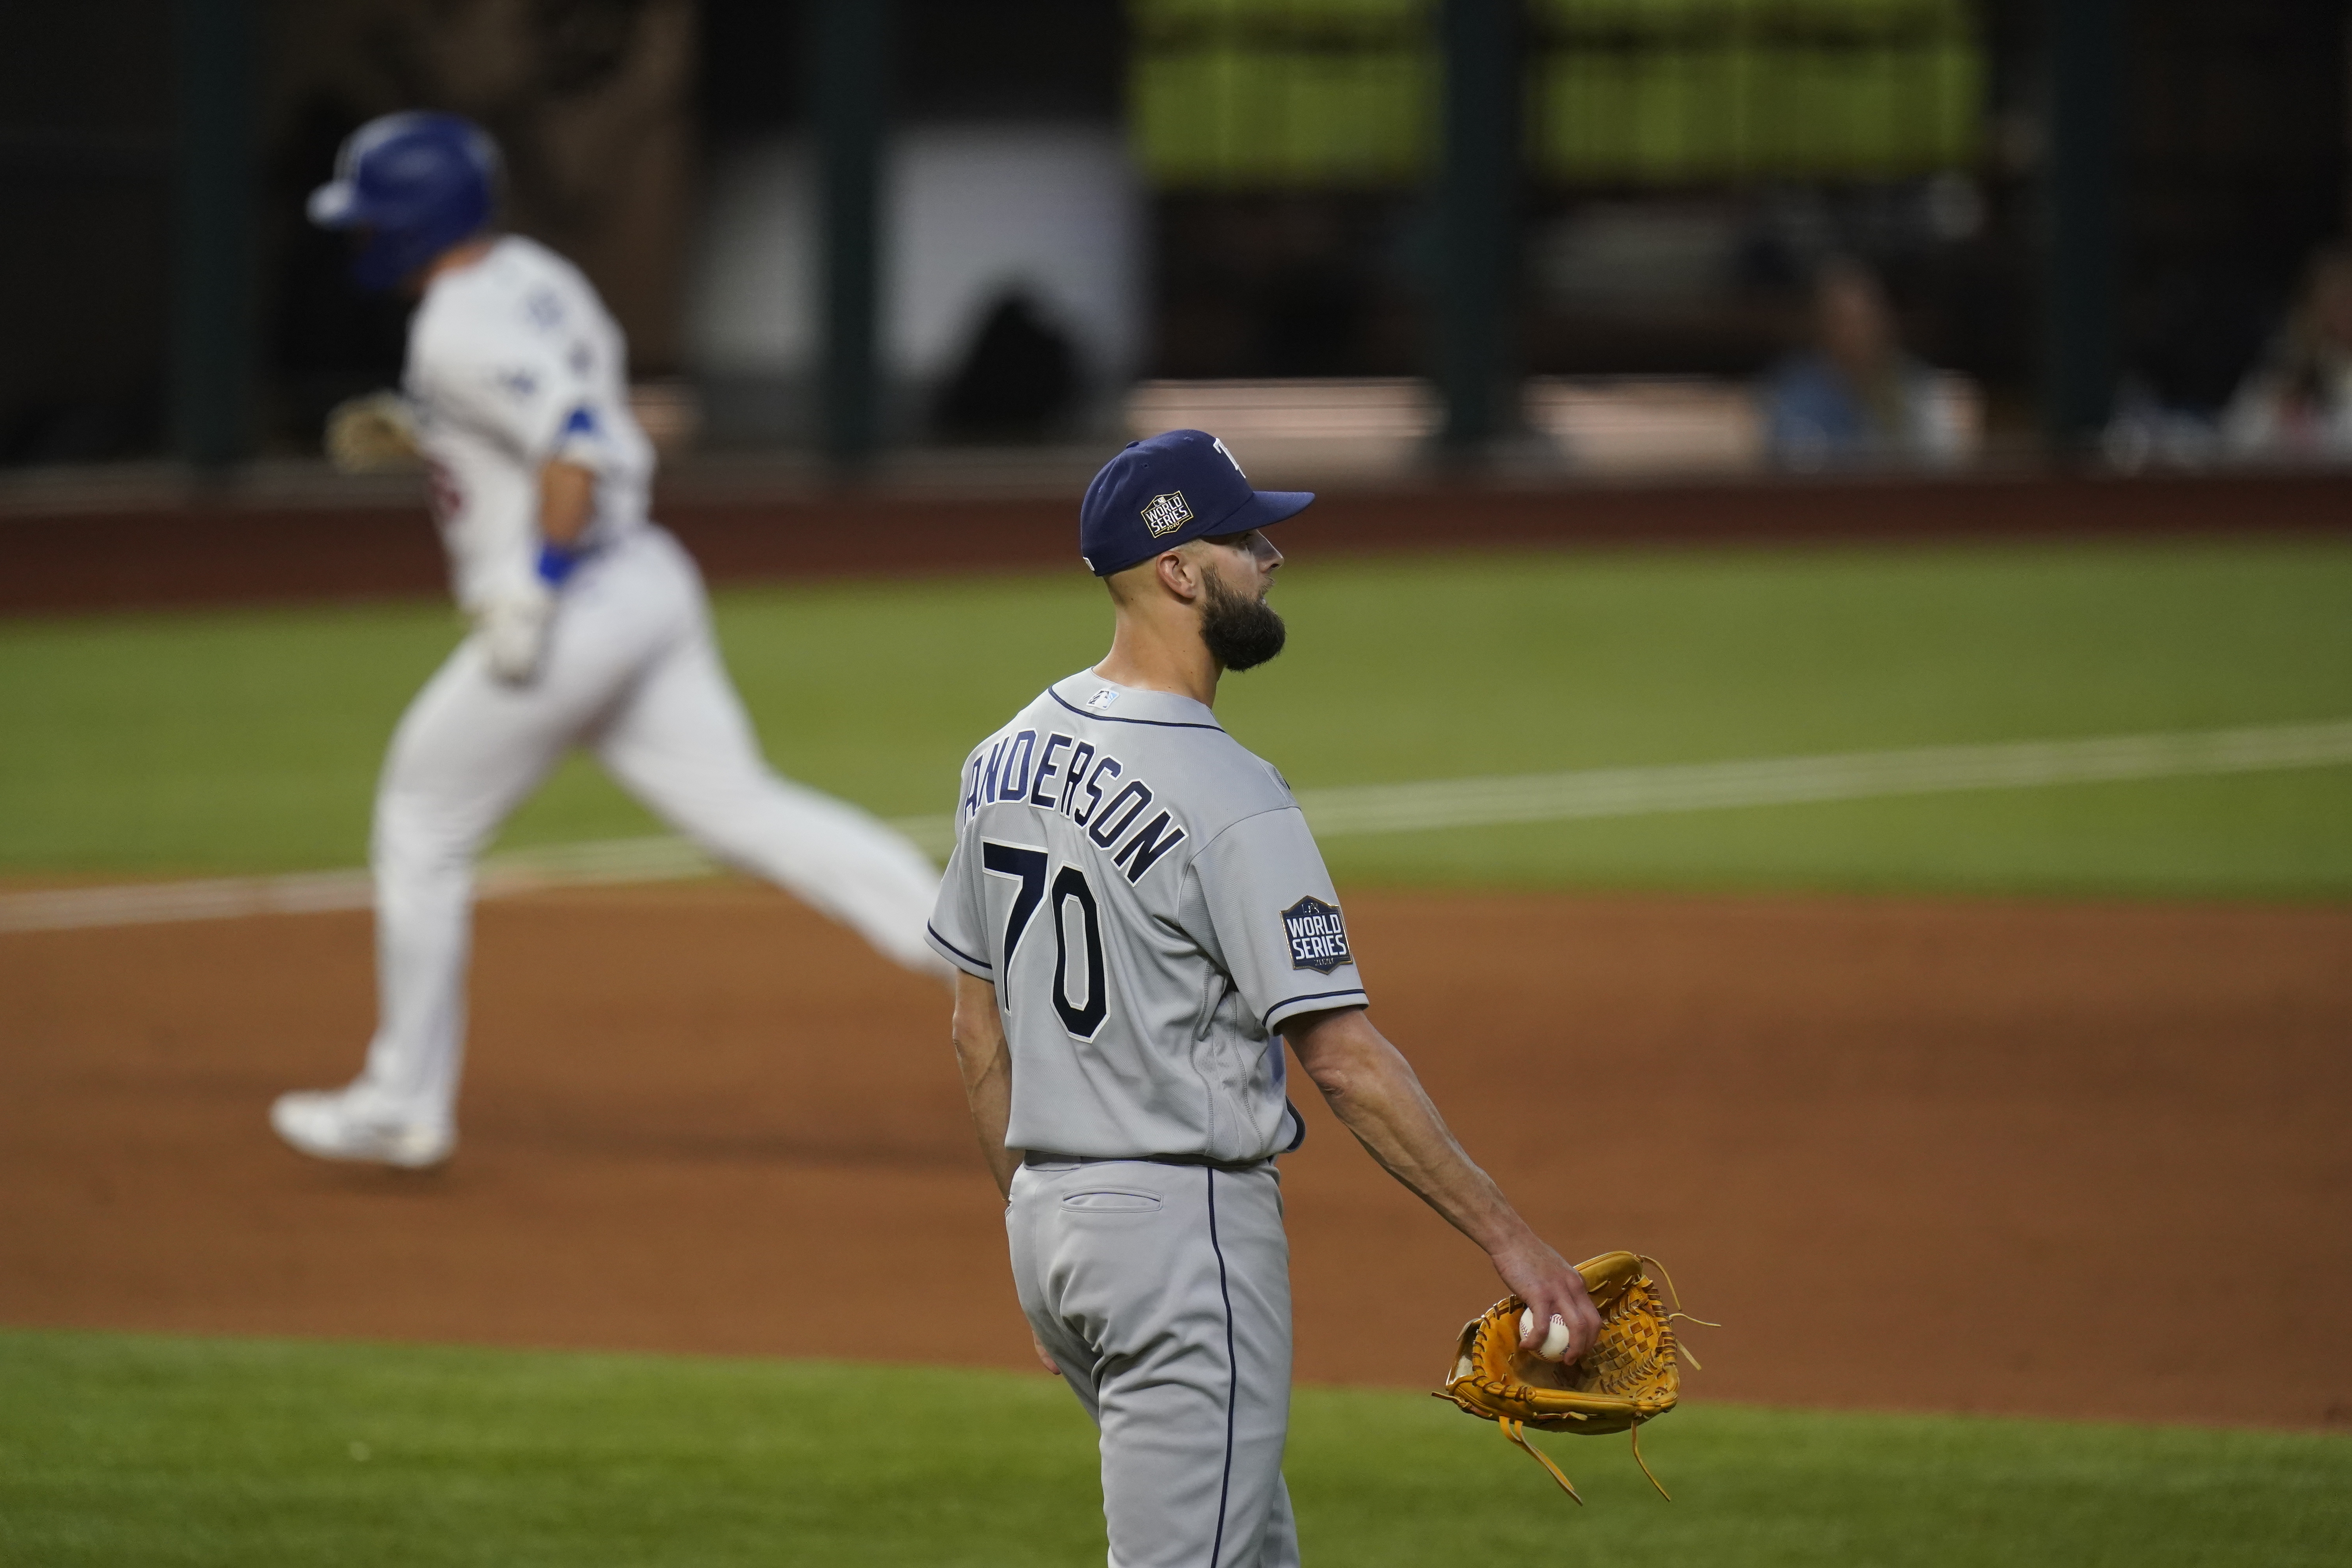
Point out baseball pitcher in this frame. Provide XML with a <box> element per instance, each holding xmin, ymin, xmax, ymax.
<box><xmin>271</xmin><ymin>113</ymin><xmax>943</xmax><ymax>1169</ymax></box>
<box><xmin>929</xmin><ymin>430</ymin><xmax>1600</xmax><ymax>1566</ymax></box>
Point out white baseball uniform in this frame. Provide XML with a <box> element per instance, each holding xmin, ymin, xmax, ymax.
<box><xmin>927</xmin><ymin>670</ymin><xmax>1369</xmax><ymax>1568</ymax></box>
<box><xmin>341</xmin><ymin>234</ymin><xmax>942</xmax><ymax>1140</ymax></box>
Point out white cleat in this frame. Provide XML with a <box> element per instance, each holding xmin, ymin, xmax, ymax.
<box><xmin>269</xmin><ymin>1088</ymin><xmax>454</xmax><ymax>1170</ymax></box>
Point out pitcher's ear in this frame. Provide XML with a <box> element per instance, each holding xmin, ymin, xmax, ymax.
<box><xmin>1155</xmin><ymin>548</ymin><xmax>1203</xmax><ymax>603</ymax></box>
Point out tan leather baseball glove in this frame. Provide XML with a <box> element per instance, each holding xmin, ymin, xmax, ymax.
<box><xmin>1436</xmin><ymin>1251</ymin><xmax>1709</xmax><ymax>1503</ymax></box>
<box><xmin>324</xmin><ymin>391</ymin><xmax>421</xmax><ymax>473</ymax></box>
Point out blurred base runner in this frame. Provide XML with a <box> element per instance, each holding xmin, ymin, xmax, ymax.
<box><xmin>271</xmin><ymin>111</ymin><xmax>941</xmax><ymax>1170</ymax></box>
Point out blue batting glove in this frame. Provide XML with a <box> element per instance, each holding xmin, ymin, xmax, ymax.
<box><xmin>535</xmin><ymin>541</ymin><xmax>581</xmax><ymax>586</ymax></box>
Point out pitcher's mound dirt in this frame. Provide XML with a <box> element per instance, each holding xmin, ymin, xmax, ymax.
<box><xmin>2</xmin><ymin>885</ymin><xmax>2346</xmax><ymax>1429</ymax></box>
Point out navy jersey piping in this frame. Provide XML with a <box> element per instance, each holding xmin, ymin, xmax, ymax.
<box><xmin>1048</xmin><ymin>687</ymin><xmax>1225</xmax><ymax>731</ymax></box>
<box><xmin>1206</xmin><ymin>1167</ymin><xmax>1239</xmax><ymax>1566</ymax></box>
<box><xmin>926</xmin><ymin>922</ymin><xmax>991</xmax><ymax>973</ymax></box>
<box><xmin>1263</xmin><ymin>987</ymin><xmax>1368</xmax><ymax>1030</ymax></box>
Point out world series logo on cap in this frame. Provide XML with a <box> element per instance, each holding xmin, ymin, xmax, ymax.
<box><xmin>1141</xmin><ymin>491</ymin><xmax>1194</xmax><ymax>537</ymax></box>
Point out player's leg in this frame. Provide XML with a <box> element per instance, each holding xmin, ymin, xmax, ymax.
<box><xmin>1257</xmin><ymin>1476</ymin><xmax>1299</xmax><ymax>1568</ymax></box>
<box><xmin>273</xmin><ymin>555</ymin><xmax>667</xmax><ymax>1163</ymax></box>
<box><xmin>589</xmin><ymin>530</ymin><xmax>943</xmax><ymax>975</ymax></box>
<box><xmin>271</xmin><ymin>651</ymin><xmax>566</xmax><ymax>1162</ymax></box>
<box><xmin>1008</xmin><ymin>1158</ymin><xmax>1298</xmax><ymax>1568</ymax></box>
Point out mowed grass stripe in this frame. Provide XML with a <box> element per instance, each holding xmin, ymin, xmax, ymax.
<box><xmin>4</xmin><ymin>1329</ymin><xmax>2346</xmax><ymax>1568</ymax></box>
<box><xmin>7</xmin><ymin>541</ymin><xmax>2348</xmax><ymax>893</ymax></box>
<box><xmin>7</xmin><ymin>716</ymin><xmax>2348</xmax><ymax>933</ymax></box>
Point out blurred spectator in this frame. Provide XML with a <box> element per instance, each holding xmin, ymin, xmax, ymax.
<box><xmin>2100</xmin><ymin>378</ymin><xmax>2221</xmax><ymax>472</ymax></box>
<box><xmin>2220</xmin><ymin>245</ymin><xmax>2352</xmax><ymax>461</ymax></box>
<box><xmin>932</xmin><ymin>290</ymin><xmax>1080</xmax><ymax>442</ymax></box>
<box><xmin>1760</xmin><ymin>258</ymin><xmax>1968</xmax><ymax>468</ymax></box>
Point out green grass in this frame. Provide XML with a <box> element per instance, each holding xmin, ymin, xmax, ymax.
<box><xmin>3</xmin><ymin>1329</ymin><xmax>2345</xmax><ymax>1567</ymax></box>
<box><xmin>2</xmin><ymin>540</ymin><xmax>2348</xmax><ymax>895</ymax></box>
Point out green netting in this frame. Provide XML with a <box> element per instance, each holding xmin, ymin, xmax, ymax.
<box><xmin>1128</xmin><ymin>0</ymin><xmax>1982</xmax><ymax>188</ymax></box>
<box><xmin>1529</xmin><ymin>38</ymin><xmax>1980</xmax><ymax>180</ymax></box>
<box><xmin>1132</xmin><ymin>47</ymin><xmax>1436</xmax><ymax>186</ymax></box>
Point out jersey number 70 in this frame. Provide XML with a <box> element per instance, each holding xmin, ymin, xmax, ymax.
<box><xmin>982</xmin><ymin>841</ymin><xmax>1108</xmax><ymax>1040</ymax></box>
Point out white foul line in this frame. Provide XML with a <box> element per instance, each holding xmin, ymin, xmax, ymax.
<box><xmin>4</xmin><ymin>718</ymin><xmax>2348</xmax><ymax>935</ymax></box>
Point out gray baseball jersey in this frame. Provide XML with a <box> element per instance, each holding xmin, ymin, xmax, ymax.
<box><xmin>927</xmin><ymin>669</ymin><xmax>1368</xmax><ymax>1162</ymax></box>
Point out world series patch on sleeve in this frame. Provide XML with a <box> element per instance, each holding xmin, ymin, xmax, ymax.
<box><xmin>1437</xmin><ymin>1252</ymin><xmax>1715</xmax><ymax>1503</ymax></box>
<box><xmin>1281</xmin><ymin>895</ymin><xmax>1350</xmax><ymax>972</ymax></box>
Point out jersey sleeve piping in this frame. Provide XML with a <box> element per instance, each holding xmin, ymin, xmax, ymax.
<box><xmin>925</xmin><ymin>922</ymin><xmax>993</xmax><ymax>979</ymax></box>
<box><xmin>1263</xmin><ymin>988</ymin><xmax>1369</xmax><ymax>1032</ymax></box>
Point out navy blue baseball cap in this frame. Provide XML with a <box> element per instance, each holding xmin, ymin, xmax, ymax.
<box><xmin>1079</xmin><ymin>429</ymin><xmax>1314</xmax><ymax>577</ymax></box>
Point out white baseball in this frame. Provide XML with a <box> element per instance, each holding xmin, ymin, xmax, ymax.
<box><xmin>1518</xmin><ymin>1308</ymin><xmax>1574</xmax><ymax>1361</ymax></box>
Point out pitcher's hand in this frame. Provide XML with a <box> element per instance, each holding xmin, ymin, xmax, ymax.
<box><xmin>1492</xmin><ymin>1237</ymin><xmax>1601</xmax><ymax>1363</ymax></box>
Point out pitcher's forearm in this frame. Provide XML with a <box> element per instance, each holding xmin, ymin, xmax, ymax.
<box><xmin>1291</xmin><ymin>1011</ymin><xmax>1540</xmax><ymax>1257</ymax></box>
<box><xmin>958</xmin><ymin>1048</ymin><xmax>1020</xmax><ymax>1198</ymax></box>
<box><xmin>951</xmin><ymin>973</ymin><xmax>1022</xmax><ymax>1198</ymax></box>
<box><xmin>1332</xmin><ymin>1067</ymin><xmax>1534</xmax><ymax>1255</ymax></box>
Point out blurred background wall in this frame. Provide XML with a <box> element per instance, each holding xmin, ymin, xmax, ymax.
<box><xmin>1</xmin><ymin>1</ymin><xmax>178</xmax><ymax>468</ymax></box>
<box><xmin>268</xmin><ymin>0</ymin><xmax>699</xmax><ymax>443</ymax></box>
<box><xmin>1</xmin><ymin>0</ymin><xmax>2347</xmax><ymax>472</ymax></box>
<box><xmin>689</xmin><ymin>0</ymin><xmax>1138</xmax><ymax>446</ymax></box>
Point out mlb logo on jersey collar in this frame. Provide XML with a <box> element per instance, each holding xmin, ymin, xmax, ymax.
<box><xmin>1079</xmin><ymin>428</ymin><xmax>1316</xmax><ymax>577</ymax></box>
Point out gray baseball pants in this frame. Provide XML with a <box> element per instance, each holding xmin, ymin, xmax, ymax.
<box><xmin>1009</xmin><ymin>1156</ymin><xmax>1299</xmax><ymax>1568</ymax></box>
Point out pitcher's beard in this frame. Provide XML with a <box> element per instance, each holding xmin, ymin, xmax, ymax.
<box><xmin>1200</xmin><ymin>571</ymin><xmax>1287</xmax><ymax>671</ymax></box>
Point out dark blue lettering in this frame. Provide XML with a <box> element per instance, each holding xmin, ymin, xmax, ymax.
<box><xmin>1000</xmin><ymin>730</ymin><xmax>1038</xmax><ymax>801</ymax></box>
<box><xmin>1058</xmin><ymin>742</ymin><xmax>1096</xmax><ymax>816</ymax></box>
<box><xmin>1113</xmin><ymin>810</ymin><xmax>1187</xmax><ymax>883</ymax></box>
<box><xmin>1073</xmin><ymin>755</ymin><xmax>1121</xmax><ymax>825</ymax></box>
<box><xmin>1029</xmin><ymin>733</ymin><xmax>1074</xmax><ymax>808</ymax></box>
<box><xmin>1088</xmin><ymin>780</ymin><xmax>1153</xmax><ymax>848</ymax></box>
<box><xmin>980</xmin><ymin>738</ymin><xmax>1007</xmax><ymax>804</ymax></box>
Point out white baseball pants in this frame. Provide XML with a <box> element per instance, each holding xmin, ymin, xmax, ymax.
<box><xmin>1009</xmin><ymin>1156</ymin><xmax>1300</xmax><ymax>1568</ymax></box>
<box><xmin>355</xmin><ymin>526</ymin><xmax>943</xmax><ymax>1131</ymax></box>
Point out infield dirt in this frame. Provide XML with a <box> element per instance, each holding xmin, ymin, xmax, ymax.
<box><xmin>2</xmin><ymin>884</ymin><xmax>2345</xmax><ymax>1429</ymax></box>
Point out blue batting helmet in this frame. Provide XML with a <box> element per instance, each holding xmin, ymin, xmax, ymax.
<box><xmin>307</xmin><ymin>112</ymin><xmax>501</xmax><ymax>293</ymax></box>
